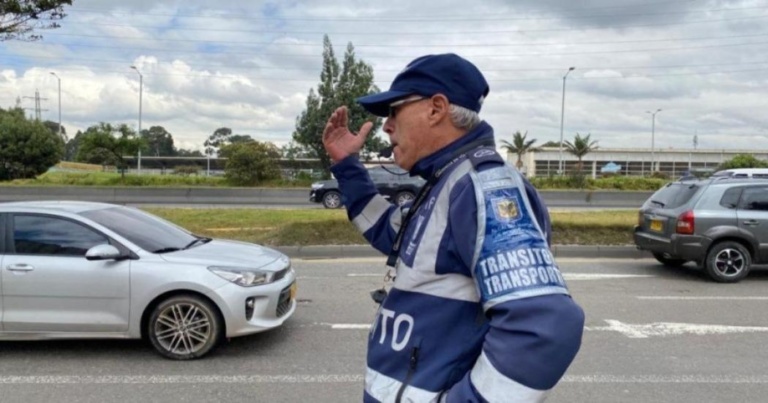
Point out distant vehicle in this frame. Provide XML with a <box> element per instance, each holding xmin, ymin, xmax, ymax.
<box><xmin>634</xmin><ymin>176</ymin><xmax>768</xmax><ymax>283</ymax></box>
<box><xmin>710</xmin><ymin>168</ymin><xmax>768</xmax><ymax>179</ymax></box>
<box><xmin>0</xmin><ymin>201</ymin><xmax>296</xmax><ymax>359</ymax></box>
<box><xmin>309</xmin><ymin>166</ymin><xmax>425</xmax><ymax>209</ymax></box>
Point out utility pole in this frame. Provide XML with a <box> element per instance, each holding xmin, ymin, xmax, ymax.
<box><xmin>646</xmin><ymin>109</ymin><xmax>662</xmax><ymax>172</ymax></box>
<box><xmin>23</xmin><ymin>90</ymin><xmax>48</xmax><ymax>120</ymax></box>
<box><xmin>50</xmin><ymin>72</ymin><xmax>64</xmax><ymax>141</ymax></box>
<box><xmin>558</xmin><ymin>67</ymin><xmax>576</xmax><ymax>175</ymax></box>
<box><xmin>130</xmin><ymin>66</ymin><xmax>143</xmax><ymax>174</ymax></box>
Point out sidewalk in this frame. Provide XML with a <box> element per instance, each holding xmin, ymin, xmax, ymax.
<box><xmin>274</xmin><ymin>244</ymin><xmax>651</xmax><ymax>260</ymax></box>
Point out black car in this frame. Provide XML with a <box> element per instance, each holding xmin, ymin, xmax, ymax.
<box><xmin>309</xmin><ymin>166</ymin><xmax>426</xmax><ymax>209</ymax></box>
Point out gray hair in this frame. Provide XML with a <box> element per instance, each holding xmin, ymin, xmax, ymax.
<box><xmin>449</xmin><ymin>104</ymin><xmax>481</xmax><ymax>131</ymax></box>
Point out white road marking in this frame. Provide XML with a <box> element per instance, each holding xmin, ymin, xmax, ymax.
<box><xmin>326</xmin><ymin>319</ymin><xmax>768</xmax><ymax>337</ymax></box>
<box><xmin>638</xmin><ymin>296</ymin><xmax>768</xmax><ymax>301</ymax></box>
<box><xmin>2</xmin><ymin>374</ymin><xmax>768</xmax><ymax>385</ymax></box>
<box><xmin>562</xmin><ymin>375</ymin><xmax>768</xmax><ymax>384</ymax></box>
<box><xmin>330</xmin><ymin>324</ymin><xmax>372</xmax><ymax>330</ymax></box>
<box><xmin>586</xmin><ymin>320</ymin><xmax>768</xmax><ymax>338</ymax></box>
<box><xmin>344</xmin><ymin>273</ymin><xmax>656</xmax><ymax>280</ymax></box>
<box><xmin>564</xmin><ymin>274</ymin><xmax>654</xmax><ymax>281</ymax></box>
<box><xmin>0</xmin><ymin>375</ymin><xmax>364</xmax><ymax>384</ymax></box>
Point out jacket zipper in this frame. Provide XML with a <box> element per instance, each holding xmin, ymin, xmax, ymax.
<box><xmin>395</xmin><ymin>338</ymin><xmax>421</xmax><ymax>403</ymax></box>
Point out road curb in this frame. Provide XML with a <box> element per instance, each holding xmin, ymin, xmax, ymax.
<box><xmin>274</xmin><ymin>244</ymin><xmax>650</xmax><ymax>260</ymax></box>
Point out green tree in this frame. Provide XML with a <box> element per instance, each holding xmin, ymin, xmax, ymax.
<box><xmin>141</xmin><ymin>126</ymin><xmax>176</xmax><ymax>156</ymax></box>
<box><xmin>717</xmin><ymin>154</ymin><xmax>768</xmax><ymax>170</ymax></box>
<box><xmin>43</xmin><ymin>119</ymin><xmax>67</xmax><ymax>142</ymax></box>
<box><xmin>76</xmin><ymin>122</ymin><xmax>144</xmax><ymax>178</ymax></box>
<box><xmin>564</xmin><ymin>132</ymin><xmax>599</xmax><ymax>172</ymax></box>
<box><xmin>1</xmin><ymin>0</ymin><xmax>72</xmax><ymax>41</ymax></box>
<box><xmin>229</xmin><ymin>134</ymin><xmax>255</xmax><ymax>144</ymax></box>
<box><xmin>293</xmin><ymin>35</ymin><xmax>384</xmax><ymax>177</ymax></box>
<box><xmin>203</xmin><ymin>127</ymin><xmax>232</xmax><ymax>156</ymax></box>
<box><xmin>541</xmin><ymin>141</ymin><xmax>562</xmax><ymax>148</ymax></box>
<box><xmin>64</xmin><ymin>129</ymin><xmax>83</xmax><ymax>160</ymax></box>
<box><xmin>222</xmin><ymin>141</ymin><xmax>282</xmax><ymax>186</ymax></box>
<box><xmin>0</xmin><ymin>107</ymin><xmax>63</xmax><ymax>180</ymax></box>
<box><xmin>500</xmin><ymin>131</ymin><xmax>538</xmax><ymax>170</ymax></box>
<box><xmin>280</xmin><ymin>141</ymin><xmax>312</xmax><ymax>159</ymax></box>
<box><xmin>175</xmin><ymin>147</ymin><xmax>204</xmax><ymax>157</ymax></box>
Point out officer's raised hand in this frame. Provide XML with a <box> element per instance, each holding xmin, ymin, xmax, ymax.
<box><xmin>323</xmin><ymin>106</ymin><xmax>373</xmax><ymax>162</ymax></box>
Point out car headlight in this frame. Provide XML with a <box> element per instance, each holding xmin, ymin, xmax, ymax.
<box><xmin>311</xmin><ymin>183</ymin><xmax>324</xmax><ymax>190</ymax></box>
<box><xmin>208</xmin><ymin>266</ymin><xmax>275</xmax><ymax>287</ymax></box>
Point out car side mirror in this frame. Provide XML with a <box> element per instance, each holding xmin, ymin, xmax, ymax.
<box><xmin>85</xmin><ymin>244</ymin><xmax>124</xmax><ymax>261</ymax></box>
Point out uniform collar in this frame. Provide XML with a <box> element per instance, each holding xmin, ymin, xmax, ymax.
<box><xmin>410</xmin><ymin>121</ymin><xmax>495</xmax><ymax>180</ymax></box>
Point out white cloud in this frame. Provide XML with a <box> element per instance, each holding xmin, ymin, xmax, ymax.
<box><xmin>1</xmin><ymin>0</ymin><xmax>767</xmax><ymax>153</ymax></box>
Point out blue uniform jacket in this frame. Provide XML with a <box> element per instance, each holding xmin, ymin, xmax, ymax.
<box><xmin>331</xmin><ymin>122</ymin><xmax>584</xmax><ymax>403</ymax></box>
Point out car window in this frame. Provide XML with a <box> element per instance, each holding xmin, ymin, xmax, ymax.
<box><xmin>80</xmin><ymin>207</ymin><xmax>197</xmax><ymax>253</ymax></box>
<box><xmin>647</xmin><ymin>183</ymin><xmax>700</xmax><ymax>209</ymax></box>
<box><xmin>368</xmin><ymin>170</ymin><xmax>393</xmax><ymax>182</ymax></box>
<box><xmin>13</xmin><ymin>214</ymin><xmax>109</xmax><ymax>256</ymax></box>
<box><xmin>720</xmin><ymin>187</ymin><xmax>743</xmax><ymax>209</ymax></box>
<box><xmin>739</xmin><ymin>187</ymin><xmax>768</xmax><ymax>211</ymax></box>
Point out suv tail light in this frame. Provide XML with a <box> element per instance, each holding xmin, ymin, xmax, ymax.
<box><xmin>676</xmin><ymin>210</ymin><xmax>695</xmax><ymax>234</ymax></box>
<box><xmin>637</xmin><ymin>210</ymin><xmax>644</xmax><ymax>227</ymax></box>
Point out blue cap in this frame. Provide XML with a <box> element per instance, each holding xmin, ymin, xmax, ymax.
<box><xmin>357</xmin><ymin>53</ymin><xmax>489</xmax><ymax>117</ymax></box>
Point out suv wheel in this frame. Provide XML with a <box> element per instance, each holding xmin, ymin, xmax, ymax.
<box><xmin>652</xmin><ymin>252</ymin><xmax>688</xmax><ymax>267</ymax></box>
<box><xmin>704</xmin><ymin>241</ymin><xmax>751</xmax><ymax>283</ymax></box>
<box><xmin>395</xmin><ymin>191</ymin><xmax>416</xmax><ymax>206</ymax></box>
<box><xmin>322</xmin><ymin>191</ymin><xmax>342</xmax><ymax>209</ymax></box>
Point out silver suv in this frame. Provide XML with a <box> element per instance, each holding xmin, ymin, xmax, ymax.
<box><xmin>634</xmin><ymin>177</ymin><xmax>768</xmax><ymax>283</ymax></box>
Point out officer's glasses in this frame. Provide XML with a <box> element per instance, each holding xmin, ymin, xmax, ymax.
<box><xmin>388</xmin><ymin>96</ymin><xmax>425</xmax><ymax>119</ymax></box>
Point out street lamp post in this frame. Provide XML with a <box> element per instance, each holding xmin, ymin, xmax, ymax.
<box><xmin>130</xmin><ymin>65</ymin><xmax>143</xmax><ymax>174</ymax></box>
<box><xmin>646</xmin><ymin>108</ymin><xmax>662</xmax><ymax>172</ymax></box>
<box><xmin>558</xmin><ymin>66</ymin><xmax>575</xmax><ymax>175</ymax></box>
<box><xmin>49</xmin><ymin>72</ymin><xmax>62</xmax><ymax>141</ymax></box>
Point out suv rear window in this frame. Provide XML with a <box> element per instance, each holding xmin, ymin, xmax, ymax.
<box><xmin>647</xmin><ymin>183</ymin><xmax>700</xmax><ymax>209</ymax></box>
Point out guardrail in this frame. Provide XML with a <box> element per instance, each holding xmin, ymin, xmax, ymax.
<box><xmin>0</xmin><ymin>186</ymin><xmax>654</xmax><ymax>208</ymax></box>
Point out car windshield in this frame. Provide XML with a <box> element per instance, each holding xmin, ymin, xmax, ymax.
<box><xmin>647</xmin><ymin>183</ymin><xmax>700</xmax><ymax>209</ymax></box>
<box><xmin>79</xmin><ymin>207</ymin><xmax>198</xmax><ymax>253</ymax></box>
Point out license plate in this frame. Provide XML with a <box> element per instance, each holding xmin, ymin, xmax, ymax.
<box><xmin>290</xmin><ymin>282</ymin><xmax>297</xmax><ymax>300</ymax></box>
<box><xmin>650</xmin><ymin>220</ymin><xmax>663</xmax><ymax>232</ymax></box>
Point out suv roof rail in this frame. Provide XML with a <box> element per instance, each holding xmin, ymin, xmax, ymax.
<box><xmin>711</xmin><ymin>176</ymin><xmax>768</xmax><ymax>182</ymax></box>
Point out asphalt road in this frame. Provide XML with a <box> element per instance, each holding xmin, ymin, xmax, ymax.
<box><xmin>2</xmin><ymin>257</ymin><xmax>767</xmax><ymax>403</ymax></box>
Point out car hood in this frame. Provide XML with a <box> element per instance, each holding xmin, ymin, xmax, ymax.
<box><xmin>159</xmin><ymin>239</ymin><xmax>288</xmax><ymax>271</ymax></box>
<box><xmin>312</xmin><ymin>179</ymin><xmax>338</xmax><ymax>187</ymax></box>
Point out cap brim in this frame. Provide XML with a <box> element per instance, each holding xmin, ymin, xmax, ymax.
<box><xmin>356</xmin><ymin>90</ymin><xmax>412</xmax><ymax>117</ymax></box>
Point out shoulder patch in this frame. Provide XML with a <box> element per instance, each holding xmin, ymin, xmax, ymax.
<box><xmin>492</xmin><ymin>196</ymin><xmax>521</xmax><ymax>222</ymax></box>
<box><xmin>467</xmin><ymin>146</ymin><xmax>503</xmax><ymax>169</ymax></box>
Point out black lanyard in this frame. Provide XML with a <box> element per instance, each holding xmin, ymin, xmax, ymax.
<box><xmin>385</xmin><ymin>138</ymin><xmax>495</xmax><ymax>267</ymax></box>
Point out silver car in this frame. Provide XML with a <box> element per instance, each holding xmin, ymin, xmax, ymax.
<box><xmin>0</xmin><ymin>201</ymin><xmax>296</xmax><ymax>359</ymax></box>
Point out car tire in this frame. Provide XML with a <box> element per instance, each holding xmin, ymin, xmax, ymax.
<box><xmin>148</xmin><ymin>295</ymin><xmax>223</xmax><ymax>360</ymax></box>
<box><xmin>704</xmin><ymin>241</ymin><xmax>751</xmax><ymax>283</ymax></box>
<box><xmin>322</xmin><ymin>191</ymin><xmax>343</xmax><ymax>209</ymax></box>
<box><xmin>395</xmin><ymin>191</ymin><xmax>416</xmax><ymax>206</ymax></box>
<box><xmin>652</xmin><ymin>252</ymin><xmax>688</xmax><ymax>267</ymax></box>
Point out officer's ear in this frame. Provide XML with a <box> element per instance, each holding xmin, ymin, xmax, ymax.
<box><xmin>426</xmin><ymin>94</ymin><xmax>450</xmax><ymax>127</ymax></box>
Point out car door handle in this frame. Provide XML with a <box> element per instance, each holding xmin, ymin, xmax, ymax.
<box><xmin>742</xmin><ymin>220</ymin><xmax>760</xmax><ymax>226</ymax></box>
<box><xmin>6</xmin><ymin>264</ymin><xmax>34</xmax><ymax>272</ymax></box>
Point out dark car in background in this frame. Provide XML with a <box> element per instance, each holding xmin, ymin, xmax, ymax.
<box><xmin>634</xmin><ymin>176</ymin><xmax>768</xmax><ymax>283</ymax></box>
<box><xmin>309</xmin><ymin>166</ymin><xmax>425</xmax><ymax>209</ymax></box>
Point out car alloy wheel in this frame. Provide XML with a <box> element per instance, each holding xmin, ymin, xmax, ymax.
<box><xmin>148</xmin><ymin>295</ymin><xmax>222</xmax><ymax>360</ymax></box>
<box><xmin>705</xmin><ymin>241</ymin><xmax>751</xmax><ymax>283</ymax></box>
<box><xmin>395</xmin><ymin>191</ymin><xmax>415</xmax><ymax>206</ymax></box>
<box><xmin>323</xmin><ymin>191</ymin><xmax>342</xmax><ymax>209</ymax></box>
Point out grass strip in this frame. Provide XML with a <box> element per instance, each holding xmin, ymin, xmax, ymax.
<box><xmin>143</xmin><ymin>208</ymin><xmax>637</xmax><ymax>246</ymax></box>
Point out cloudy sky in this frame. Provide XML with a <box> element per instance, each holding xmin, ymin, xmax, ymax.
<box><xmin>1</xmin><ymin>0</ymin><xmax>767</xmax><ymax>153</ymax></box>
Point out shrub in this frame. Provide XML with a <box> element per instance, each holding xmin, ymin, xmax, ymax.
<box><xmin>174</xmin><ymin>165</ymin><xmax>200</xmax><ymax>176</ymax></box>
